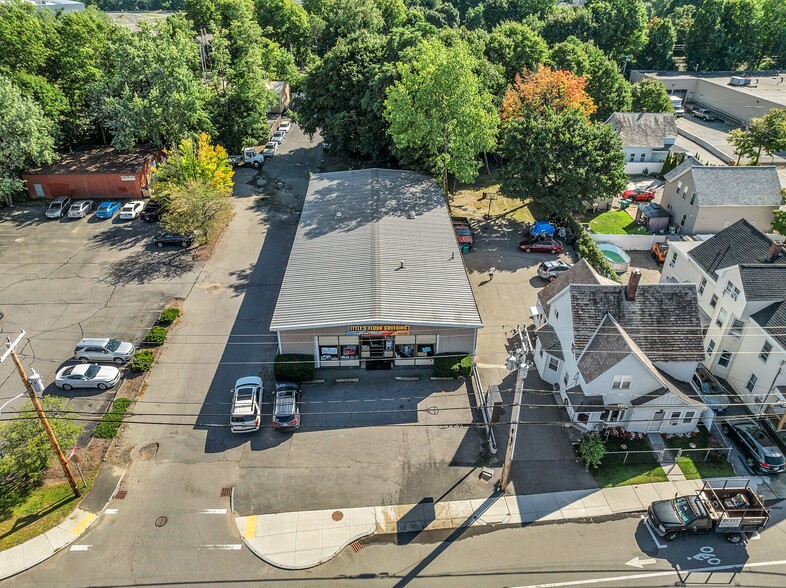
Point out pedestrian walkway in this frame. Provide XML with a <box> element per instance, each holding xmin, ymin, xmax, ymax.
<box><xmin>237</xmin><ymin>477</ymin><xmax>768</xmax><ymax>570</ymax></box>
<box><xmin>647</xmin><ymin>433</ymin><xmax>687</xmax><ymax>482</ymax></box>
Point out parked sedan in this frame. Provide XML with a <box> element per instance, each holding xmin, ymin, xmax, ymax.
<box><xmin>119</xmin><ymin>200</ymin><xmax>145</xmax><ymax>220</ymax></box>
<box><xmin>273</xmin><ymin>381</ymin><xmax>301</xmax><ymax>431</ymax></box>
<box><xmin>622</xmin><ymin>188</ymin><xmax>656</xmax><ymax>202</ymax></box>
<box><xmin>278</xmin><ymin>121</ymin><xmax>292</xmax><ymax>133</ymax></box>
<box><xmin>263</xmin><ymin>141</ymin><xmax>279</xmax><ymax>157</ymax></box>
<box><xmin>153</xmin><ymin>232</ymin><xmax>194</xmax><ymax>248</ymax></box>
<box><xmin>55</xmin><ymin>363</ymin><xmax>121</xmax><ymax>390</ymax></box>
<box><xmin>74</xmin><ymin>337</ymin><xmax>135</xmax><ymax>365</ymax></box>
<box><xmin>95</xmin><ymin>201</ymin><xmax>122</xmax><ymax>219</ymax></box>
<box><xmin>271</xmin><ymin>130</ymin><xmax>286</xmax><ymax>144</ymax></box>
<box><xmin>537</xmin><ymin>260</ymin><xmax>573</xmax><ymax>282</ymax></box>
<box><xmin>722</xmin><ymin>420</ymin><xmax>785</xmax><ymax>474</ymax></box>
<box><xmin>67</xmin><ymin>200</ymin><xmax>94</xmax><ymax>219</ymax></box>
<box><xmin>518</xmin><ymin>238</ymin><xmax>563</xmax><ymax>254</ymax></box>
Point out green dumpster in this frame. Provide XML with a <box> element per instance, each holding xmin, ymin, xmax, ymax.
<box><xmin>619</xmin><ymin>198</ymin><xmax>632</xmax><ymax>210</ymax></box>
<box><xmin>459</xmin><ymin>243</ymin><xmax>471</xmax><ymax>254</ymax></box>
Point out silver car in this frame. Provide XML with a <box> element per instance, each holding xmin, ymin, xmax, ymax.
<box><xmin>74</xmin><ymin>337</ymin><xmax>135</xmax><ymax>364</ymax></box>
<box><xmin>67</xmin><ymin>200</ymin><xmax>95</xmax><ymax>218</ymax></box>
<box><xmin>55</xmin><ymin>364</ymin><xmax>121</xmax><ymax>390</ymax></box>
<box><xmin>46</xmin><ymin>196</ymin><xmax>72</xmax><ymax>219</ymax></box>
<box><xmin>271</xmin><ymin>130</ymin><xmax>286</xmax><ymax>144</ymax></box>
<box><xmin>263</xmin><ymin>142</ymin><xmax>278</xmax><ymax>157</ymax></box>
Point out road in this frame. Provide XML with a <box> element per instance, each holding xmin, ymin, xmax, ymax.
<box><xmin>8</xmin><ymin>503</ymin><xmax>786</xmax><ymax>586</ymax></box>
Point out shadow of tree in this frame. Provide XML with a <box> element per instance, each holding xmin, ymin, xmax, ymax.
<box><xmin>97</xmin><ymin>248</ymin><xmax>197</xmax><ymax>285</ymax></box>
<box><xmin>88</xmin><ymin>219</ymin><xmax>160</xmax><ymax>251</ymax></box>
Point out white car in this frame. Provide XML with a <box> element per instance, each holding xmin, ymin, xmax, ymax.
<box><xmin>119</xmin><ymin>200</ymin><xmax>145</xmax><ymax>219</ymax></box>
<box><xmin>271</xmin><ymin>130</ymin><xmax>286</xmax><ymax>144</ymax></box>
<box><xmin>55</xmin><ymin>364</ymin><xmax>121</xmax><ymax>390</ymax></box>
<box><xmin>67</xmin><ymin>200</ymin><xmax>95</xmax><ymax>218</ymax></box>
<box><xmin>262</xmin><ymin>142</ymin><xmax>278</xmax><ymax>157</ymax></box>
<box><xmin>230</xmin><ymin>376</ymin><xmax>263</xmax><ymax>433</ymax></box>
<box><xmin>73</xmin><ymin>337</ymin><xmax>135</xmax><ymax>364</ymax></box>
<box><xmin>278</xmin><ymin>121</ymin><xmax>292</xmax><ymax>133</ymax></box>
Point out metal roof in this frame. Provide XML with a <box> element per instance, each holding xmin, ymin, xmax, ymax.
<box><xmin>270</xmin><ymin>169</ymin><xmax>483</xmax><ymax>331</ymax></box>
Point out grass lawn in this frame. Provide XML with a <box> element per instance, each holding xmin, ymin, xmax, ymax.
<box><xmin>588</xmin><ymin>434</ymin><xmax>669</xmax><ymax>488</ymax></box>
<box><xmin>450</xmin><ymin>171</ymin><xmax>542</xmax><ymax>223</ymax></box>
<box><xmin>587</xmin><ymin>211</ymin><xmax>649</xmax><ymax>235</ymax></box>
<box><xmin>0</xmin><ymin>471</ymin><xmax>97</xmax><ymax>551</ymax></box>
<box><xmin>665</xmin><ymin>426</ymin><xmax>735</xmax><ymax>480</ymax></box>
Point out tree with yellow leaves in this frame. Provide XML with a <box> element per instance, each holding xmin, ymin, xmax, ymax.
<box><xmin>153</xmin><ymin>133</ymin><xmax>234</xmax><ymax>196</ymax></box>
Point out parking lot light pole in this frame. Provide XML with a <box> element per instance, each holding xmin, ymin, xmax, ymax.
<box><xmin>2</xmin><ymin>332</ymin><xmax>80</xmax><ymax>498</ymax></box>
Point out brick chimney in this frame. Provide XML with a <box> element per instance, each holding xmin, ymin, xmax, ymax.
<box><xmin>768</xmin><ymin>241</ymin><xmax>784</xmax><ymax>262</ymax></box>
<box><xmin>626</xmin><ymin>270</ymin><xmax>642</xmax><ymax>301</ymax></box>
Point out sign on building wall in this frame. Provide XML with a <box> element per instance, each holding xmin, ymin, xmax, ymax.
<box><xmin>346</xmin><ymin>325</ymin><xmax>410</xmax><ymax>336</ymax></box>
<box><xmin>120</xmin><ymin>176</ymin><xmax>136</xmax><ymax>181</ymax></box>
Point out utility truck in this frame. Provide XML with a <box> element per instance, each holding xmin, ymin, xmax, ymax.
<box><xmin>229</xmin><ymin>147</ymin><xmax>264</xmax><ymax>168</ymax></box>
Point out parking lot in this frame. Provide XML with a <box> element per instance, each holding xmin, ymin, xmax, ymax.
<box><xmin>0</xmin><ymin>203</ymin><xmax>205</xmax><ymax>435</ymax></box>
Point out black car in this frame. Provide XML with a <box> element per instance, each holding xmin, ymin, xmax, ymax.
<box><xmin>722</xmin><ymin>420</ymin><xmax>785</xmax><ymax>474</ymax></box>
<box><xmin>273</xmin><ymin>382</ymin><xmax>301</xmax><ymax>431</ymax></box>
<box><xmin>141</xmin><ymin>200</ymin><xmax>164</xmax><ymax>222</ymax></box>
<box><xmin>153</xmin><ymin>233</ymin><xmax>193</xmax><ymax>248</ymax></box>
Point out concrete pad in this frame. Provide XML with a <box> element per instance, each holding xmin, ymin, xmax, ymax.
<box><xmin>346</xmin><ymin>507</ymin><xmax>375</xmax><ymax>528</ymax></box>
<box><xmin>267</xmin><ymin>551</ymin><xmax>296</xmax><ymax>569</ymax></box>
<box><xmin>268</xmin><ymin>512</ymin><xmax>298</xmax><ymax>534</ymax></box>
<box><xmin>424</xmin><ymin>517</ymin><xmax>455</xmax><ymax>531</ymax></box>
<box><xmin>554</xmin><ymin>490</ymin><xmax>588</xmax><ymax>509</ymax></box>
<box><xmin>293</xmin><ymin>548</ymin><xmax>323</xmax><ymax>569</ymax></box>
<box><xmin>321</xmin><ymin>525</ymin><xmax>350</xmax><ymax>549</ymax></box>
<box><xmin>266</xmin><ymin>531</ymin><xmax>296</xmax><ymax>556</ymax></box>
<box><xmin>0</xmin><ymin>545</ymin><xmax>25</xmax><ymax>581</ymax></box>
<box><xmin>508</xmin><ymin>494</ymin><xmax>536</xmax><ymax>519</ymax></box>
<box><xmin>21</xmin><ymin>535</ymin><xmax>52</xmax><ymax>568</ymax></box>
<box><xmin>584</xmin><ymin>505</ymin><xmax>613</xmax><ymax>517</ymax></box>
<box><xmin>602</xmin><ymin>486</ymin><xmax>645</xmax><ymax>513</ymax></box>
<box><xmin>536</xmin><ymin>510</ymin><xmax>564</xmax><ymax>522</ymax></box>
<box><xmin>560</xmin><ymin>506</ymin><xmax>589</xmax><ymax>520</ymax></box>
<box><xmin>295</xmin><ymin>529</ymin><xmax>322</xmax><ymax>551</ymax></box>
<box><xmin>531</xmin><ymin>493</ymin><xmax>560</xmax><ymax>516</ymax></box>
<box><xmin>474</xmin><ymin>498</ymin><xmax>511</xmax><ymax>525</ymax></box>
<box><xmin>56</xmin><ymin>509</ymin><xmax>89</xmax><ymax>534</ymax></box>
<box><xmin>653</xmin><ymin>482</ymin><xmax>680</xmax><ymax>500</ymax></box>
<box><xmin>296</xmin><ymin>511</ymin><xmax>325</xmax><ymax>532</ymax></box>
<box><xmin>254</xmin><ymin>515</ymin><xmax>270</xmax><ymax>539</ymax></box>
<box><xmin>579</xmin><ymin>491</ymin><xmax>609</xmax><ymax>509</ymax></box>
<box><xmin>447</xmin><ymin>500</ymin><xmax>475</xmax><ymax>522</ymax></box>
<box><xmin>631</xmin><ymin>484</ymin><xmax>662</xmax><ymax>507</ymax></box>
<box><xmin>43</xmin><ymin>526</ymin><xmax>76</xmax><ymax>551</ymax></box>
<box><xmin>674</xmin><ymin>480</ymin><xmax>703</xmax><ymax>495</ymax></box>
<box><xmin>433</xmin><ymin>501</ymin><xmax>452</xmax><ymax>522</ymax></box>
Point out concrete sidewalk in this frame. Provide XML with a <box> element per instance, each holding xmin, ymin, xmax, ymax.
<box><xmin>237</xmin><ymin>476</ymin><xmax>773</xmax><ymax>570</ymax></box>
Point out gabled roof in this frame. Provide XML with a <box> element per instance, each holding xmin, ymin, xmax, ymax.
<box><xmin>751</xmin><ymin>300</ymin><xmax>786</xmax><ymax>350</ymax></box>
<box><xmin>606</xmin><ymin>112</ymin><xmax>677</xmax><ymax>148</ymax></box>
<box><xmin>536</xmin><ymin>323</ymin><xmax>563</xmax><ymax>360</ymax></box>
<box><xmin>270</xmin><ymin>169</ymin><xmax>483</xmax><ymax>331</ymax></box>
<box><xmin>537</xmin><ymin>259</ymin><xmax>616</xmax><ymax>315</ymax></box>
<box><xmin>577</xmin><ymin>316</ymin><xmax>633</xmax><ymax>383</ymax></box>
<box><xmin>663</xmin><ymin>156</ymin><xmax>703</xmax><ymax>182</ymax></box>
<box><xmin>631</xmin><ymin>370</ymin><xmax>705</xmax><ymax>408</ymax></box>
<box><xmin>738</xmin><ymin>265</ymin><xmax>786</xmax><ymax>301</ymax></box>
<box><xmin>689</xmin><ymin>166</ymin><xmax>782</xmax><ymax>206</ymax></box>
<box><xmin>569</xmin><ymin>283</ymin><xmax>704</xmax><ymax>362</ymax></box>
<box><xmin>688</xmin><ymin>219</ymin><xmax>786</xmax><ymax>279</ymax></box>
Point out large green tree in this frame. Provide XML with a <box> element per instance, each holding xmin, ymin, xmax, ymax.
<box><xmin>0</xmin><ymin>75</ymin><xmax>55</xmax><ymax>206</ymax></box>
<box><xmin>385</xmin><ymin>38</ymin><xmax>497</xmax><ymax>193</ymax></box>
<box><xmin>500</xmin><ymin>107</ymin><xmax>626</xmax><ymax>215</ymax></box>
<box><xmin>685</xmin><ymin>0</ymin><xmax>762</xmax><ymax>70</ymax></box>
<box><xmin>728</xmin><ymin>109</ymin><xmax>786</xmax><ymax>165</ymax></box>
<box><xmin>161</xmin><ymin>178</ymin><xmax>235</xmax><ymax>244</ymax></box>
<box><xmin>635</xmin><ymin>17</ymin><xmax>677</xmax><ymax>70</ymax></box>
<box><xmin>630</xmin><ymin>78</ymin><xmax>675</xmax><ymax>113</ymax></box>
<box><xmin>481</xmin><ymin>0</ymin><xmax>555</xmax><ymax>28</ymax></box>
<box><xmin>485</xmin><ymin>21</ymin><xmax>548</xmax><ymax>82</ymax></box>
<box><xmin>760</xmin><ymin>0</ymin><xmax>786</xmax><ymax>67</ymax></box>
<box><xmin>541</xmin><ymin>5</ymin><xmax>593</xmax><ymax>45</ymax></box>
<box><xmin>254</xmin><ymin>0</ymin><xmax>311</xmax><ymax>64</ymax></box>
<box><xmin>586</xmin><ymin>0</ymin><xmax>648</xmax><ymax>61</ymax></box>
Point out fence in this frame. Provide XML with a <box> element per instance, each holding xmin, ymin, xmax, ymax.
<box><xmin>603</xmin><ymin>447</ymin><xmax>731</xmax><ymax>465</ymax></box>
<box><xmin>589</xmin><ymin>233</ymin><xmax>668</xmax><ymax>251</ymax></box>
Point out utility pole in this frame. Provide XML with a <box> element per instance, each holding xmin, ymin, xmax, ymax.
<box><xmin>758</xmin><ymin>360</ymin><xmax>785</xmax><ymax>419</ymax></box>
<box><xmin>499</xmin><ymin>326</ymin><xmax>532</xmax><ymax>492</ymax></box>
<box><xmin>1</xmin><ymin>332</ymin><xmax>80</xmax><ymax>497</ymax></box>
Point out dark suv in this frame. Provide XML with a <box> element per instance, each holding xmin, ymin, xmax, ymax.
<box><xmin>273</xmin><ymin>382</ymin><xmax>301</xmax><ymax>431</ymax></box>
<box><xmin>141</xmin><ymin>200</ymin><xmax>164</xmax><ymax>222</ymax></box>
<box><xmin>723</xmin><ymin>420</ymin><xmax>785</xmax><ymax>474</ymax></box>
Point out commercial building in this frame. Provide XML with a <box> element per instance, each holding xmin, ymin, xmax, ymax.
<box><xmin>23</xmin><ymin>145</ymin><xmax>160</xmax><ymax>201</ymax></box>
<box><xmin>270</xmin><ymin>169</ymin><xmax>483</xmax><ymax>369</ymax></box>
<box><xmin>630</xmin><ymin>71</ymin><xmax>786</xmax><ymax>125</ymax></box>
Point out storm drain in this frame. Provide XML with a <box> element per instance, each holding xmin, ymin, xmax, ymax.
<box><xmin>220</xmin><ymin>487</ymin><xmax>232</xmax><ymax>497</ymax></box>
<box><xmin>331</xmin><ymin>511</ymin><xmax>344</xmax><ymax>521</ymax></box>
<box><xmin>155</xmin><ymin>516</ymin><xmax>168</xmax><ymax>528</ymax></box>
<box><xmin>350</xmin><ymin>541</ymin><xmax>364</xmax><ymax>553</ymax></box>
<box><xmin>114</xmin><ymin>490</ymin><xmax>127</xmax><ymax>500</ymax></box>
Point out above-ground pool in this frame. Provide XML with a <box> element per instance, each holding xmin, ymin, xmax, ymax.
<box><xmin>598</xmin><ymin>242</ymin><xmax>631</xmax><ymax>273</ymax></box>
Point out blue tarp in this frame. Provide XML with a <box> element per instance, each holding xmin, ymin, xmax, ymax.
<box><xmin>530</xmin><ymin>221</ymin><xmax>555</xmax><ymax>237</ymax></box>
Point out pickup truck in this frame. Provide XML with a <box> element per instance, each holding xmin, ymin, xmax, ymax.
<box><xmin>647</xmin><ymin>481</ymin><xmax>769</xmax><ymax>543</ymax></box>
<box><xmin>451</xmin><ymin>216</ymin><xmax>473</xmax><ymax>252</ymax></box>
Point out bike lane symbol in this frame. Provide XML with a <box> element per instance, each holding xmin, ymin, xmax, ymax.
<box><xmin>687</xmin><ymin>546</ymin><xmax>721</xmax><ymax>566</ymax></box>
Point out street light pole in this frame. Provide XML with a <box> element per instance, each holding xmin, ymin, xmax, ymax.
<box><xmin>2</xmin><ymin>332</ymin><xmax>80</xmax><ymax>497</ymax></box>
<box><xmin>499</xmin><ymin>326</ymin><xmax>532</xmax><ymax>492</ymax></box>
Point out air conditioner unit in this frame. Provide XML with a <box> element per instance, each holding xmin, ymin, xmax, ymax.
<box><xmin>729</xmin><ymin>76</ymin><xmax>751</xmax><ymax>87</ymax></box>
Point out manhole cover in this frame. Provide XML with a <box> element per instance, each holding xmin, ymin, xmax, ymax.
<box><xmin>155</xmin><ymin>516</ymin><xmax>168</xmax><ymax>528</ymax></box>
<box><xmin>331</xmin><ymin>511</ymin><xmax>344</xmax><ymax>521</ymax></box>
<box><xmin>426</xmin><ymin>406</ymin><xmax>439</xmax><ymax>415</ymax></box>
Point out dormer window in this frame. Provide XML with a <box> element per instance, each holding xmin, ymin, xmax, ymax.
<box><xmin>723</xmin><ymin>280</ymin><xmax>740</xmax><ymax>301</ymax></box>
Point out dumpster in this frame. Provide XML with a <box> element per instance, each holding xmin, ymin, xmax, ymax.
<box><xmin>459</xmin><ymin>243</ymin><xmax>470</xmax><ymax>254</ymax></box>
<box><xmin>619</xmin><ymin>199</ymin><xmax>632</xmax><ymax>210</ymax></box>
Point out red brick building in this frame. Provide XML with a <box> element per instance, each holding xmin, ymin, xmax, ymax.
<box><xmin>23</xmin><ymin>145</ymin><xmax>161</xmax><ymax>200</ymax></box>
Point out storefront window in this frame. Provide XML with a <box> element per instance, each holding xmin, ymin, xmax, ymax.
<box><xmin>395</xmin><ymin>343</ymin><xmax>415</xmax><ymax>358</ymax></box>
<box><xmin>416</xmin><ymin>343</ymin><xmax>434</xmax><ymax>357</ymax></box>
<box><xmin>319</xmin><ymin>346</ymin><xmax>339</xmax><ymax>361</ymax></box>
<box><xmin>341</xmin><ymin>345</ymin><xmax>358</xmax><ymax>360</ymax></box>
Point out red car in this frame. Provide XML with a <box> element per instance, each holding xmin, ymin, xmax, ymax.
<box><xmin>518</xmin><ymin>238</ymin><xmax>563</xmax><ymax>254</ymax></box>
<box><xmin>622</xmin><ymin>188</ymin><xmax>656</xmax><ymax>202</ymax></box>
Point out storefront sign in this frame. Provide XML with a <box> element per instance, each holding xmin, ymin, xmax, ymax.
<box><xmin>120</xmin><ymin>175</ymin><xmax>136</xmax><ymax>181</ymax></box>
<box><xmin>347</xmin><ymin>325</ymin><xmax>410</xmax><ymax>336</ymax></box>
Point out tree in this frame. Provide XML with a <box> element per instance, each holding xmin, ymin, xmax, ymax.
<box><xmin>728</xmin><ymin>109</ymin><xmax>786</xmax><ymax>165</ymax></box>
<box><xmin>0</xmin><ymin>397</ymin><xmax>82</xmax><ymax>487</ymax></box>
<box><xmin>630</xmin><ymin>78</ymin><xmax>674</xmax><ymax>113</ymax></box>
<box><xmin>153</xmin><ymin>133</ymin><xmax>234</xmax><ymax>197</ymax></box>
<box><xmin>773</xmin><ymin>208</ymin><xmax>786</xmax><ymax>236</ymax></box>
<box><xmin>482</xmin><ymin>0</ymin><xmax>555</xmax><ymax>28</ymax></box>
<box><xmin>668</xmin><ymin>4</ymin><xmax>696</xmax><ymax>46</ymax></box>
<box><xmin>384</xmin><ymin>38</ymin><xmax>497</xmax><ymax>193</ymax></box>
<box><xmin>760</xmin><ymin>0</ymin><xmax>786</xmax><ymax>67</ymax></box>
<box><xmin>541</xmin><ymin>5</ymin><xmax>593</xmax><ymax>45</ymax></box>
<box><xmin>577</xmin><ymin>433</ymin><xmax>606</xmax><ymax>470</ymax></box>
<box><xmin>635</xmin><ymin>17</ymin><xmax>677</xmax><ymax>70</ymax></box>
<box><xmin>586</xmin><ymin>0</ymin><xmax>648</xmax><ymax>61</ymax></box>
<box><xmin>500</xmin><ymin>106</ymin><xmax>626</xmax><ymax>215</ymax></box>
<box><xmin>254</xmin><ymin>0</ymin><xmax>311</xmax><ymax>64</ymax></box>
<box><xmin>161</xmin><ymin>178</ymin><xmax>235</xmax><ymax>244</ymax></box>
<box><xmin>303</xmin><ymin>0</ymin><xmax>386</xmax><ymax>55</ymax></box>
<box><xmin>0</xmin><ymin>75</ymin><xmax>55</xmax><ymax>206</ymax></box>
<box><xmin>485</xmin><ymin>21</ymin><xmax>548</xmax><ymax>82</ymax></box>
<box><xmin>500</xmin><ymin>66</ymin><xmax>597</xmax><ymax>124</ymax></box>
<box><xmin>685</xmin><ymin>0</ymin><xmax>762</xmax><ymax>70</ymax></box>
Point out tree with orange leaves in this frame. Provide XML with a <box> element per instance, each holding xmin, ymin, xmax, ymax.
<box><xmin>500</xmin><ymin>66</ymin><xmax>596</xmax><ymax>124</ymax></box>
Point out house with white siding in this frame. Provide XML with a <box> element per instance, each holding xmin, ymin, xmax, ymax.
<box><xmin>534</xmin><ymin>264</ymin><xmax>709</xmax><ymax>434</ymax></box>
<box><xmin>660</xmin><ymin>219</ymin><xmax>786</xmax><ymax>422</ymax></box>
<box><xmin>606</xmin><ymin>112</ymin><xmax>678</xmax><ymax>175</ymax></box>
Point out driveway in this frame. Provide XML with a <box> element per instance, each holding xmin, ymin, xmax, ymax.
<box><xmin>0</xmin><ymin>208</ymin><xmax>203</xmax><ymax>435</ymax></box>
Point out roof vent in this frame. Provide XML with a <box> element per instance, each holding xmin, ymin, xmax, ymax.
<box><xmin>336</xmin><ymin>212</ymin><xmax>343</xmax><ymax>218</ymax></box>
<box><xmin>407</xmin><ymin>211</ymin><xmax>416</xmax><ymax>219</ymax></box>
<box><xmin>768</xmin><ymin>241</ymin><xmax>784</xmax><ymax>262</ymax></box>
<box><xmin>398</xmin><ymin>260</ymin><xmax>405</xmax><ymax>270</ymax></box>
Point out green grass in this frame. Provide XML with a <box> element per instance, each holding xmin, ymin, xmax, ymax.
<box><xmin>592</xmin><ymin>464</ymin><xmax>669</xmax><ymax>488</ymax></box>
<box><xmin>676</xmin><ymin>457</ymin><xmax>736</xmax><ymax>480</ymax></box>
<box><xmin>0</xmin><ymin>472</ymin><xmax>97</xmax><ymax>551</ymax></box>
<box><xmin>587</xmin><ymin>211</ymin><xmax>649</xmax><ymax>235</ymax></box>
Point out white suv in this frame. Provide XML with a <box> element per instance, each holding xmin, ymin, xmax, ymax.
<box><xmin>73</xmin><ymin>338</ymin><xmax>136</xmax><ymax>365</ymax></box>
<box><xmin>230</xmin><ymin>376</ymin><xmax>263</xmax><ymax>433</ymax></box>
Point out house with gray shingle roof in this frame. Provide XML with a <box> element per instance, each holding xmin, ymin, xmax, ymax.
<box><xmin>534</xmin><ymin>269</ymin><xmax>709</xmax><ymax>435</ymax></box>
<box><xmin>606</xmin><ymin>112</ymin><xmax>678</xmax><ymax>174</ymax></box>
<box><xmin>660</xmin><ymin>164</ymin><xmax>783</xmax><ymax>234</ymax></box>
<box><xmin>660</xmin><ymin>219</ymin><xmax>786</xmax><ymax>419</ymax></box>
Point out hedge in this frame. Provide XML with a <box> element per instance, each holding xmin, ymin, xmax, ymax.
<box><xmin>143</xmin><ymin>326</ymin><xmax>168</xmax><ymax>345</ymax></box>
<box><xmin>274</xmin><ymin>354</ymin><xmax>315</xmax><ymax>382</ymax></box>
<box><xmin>434</xmin><ymin>353</ymin><xmax>472</xmax><ymax>378</ymax></box>
<box><xmin>567</xmin><ymin>217</ymin><xmax>621</xmax><ymax>283</ymax></box>
<box><xmin>93</xmin><ymin>397</ymin><xmax>132</xmax><ymax>439</ymax></box>
<box><xmin>157</xmin><ymin>307</ymin><xmax>181</xmax><ymax>326</ymax></box>
<box><xmin>130</xmin><ymin>350</ymin><xmax>155</xmax><ymax>372</ymax></box>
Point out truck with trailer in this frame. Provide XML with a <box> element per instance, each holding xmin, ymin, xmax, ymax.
<box><xmin>647</xmin><ymin>480</ymin><xmax>770</xmax><ymax>543</ymax></box>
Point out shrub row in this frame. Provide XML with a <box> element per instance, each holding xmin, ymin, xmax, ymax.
<box><xmin>143</xmin><ymin>325</ymin><xmax>168</xmax><ymax>345</ymax></box>
<box><xmin>434</xmin><ymin>353</ymin><xmax>472</xmax><ymax>378</ymax></box>
<box><xmin>130</xmin><ymin>349</ymin><xmax>155</xmax><ymax>372</ymax></box>
<box><xmin>566</xmin><ymin>217</ymin><xmax>621</xmax><ymax>283</ymax></box>
<box><xmin>274</xmin><ymin>354</ymin><xmax>315</xmax><ymax>382</ymax></box>
<box><xmin>93</xmin><ymin>397</ymin><xmax>132</xmax><ymax>439</ymax></box>
<box><xmin>157</xmin><ymin>307</ymin><xmax>181</xmax><ymax>326</ymax></box>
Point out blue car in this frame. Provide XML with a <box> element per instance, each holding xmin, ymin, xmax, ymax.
<box><xmin>95</xmin><ymin>201</ymin><xmax>122</xmax><ymax>219</ymax></box>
